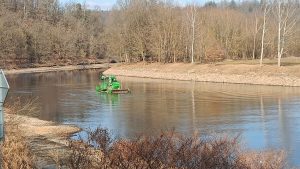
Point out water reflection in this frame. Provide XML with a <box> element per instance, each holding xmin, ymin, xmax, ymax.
<box><xmin>5</xmin><ymin>70</ymin><xmax>300</xmax><ymax>166</ymax></box>
<box><xmin>98</xmin><ymin>93</ymin><xmax>120</xmax><ymax>106</ymax></box>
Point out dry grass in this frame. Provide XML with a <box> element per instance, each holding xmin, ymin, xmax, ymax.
<box><xmin>0</xmin><ymin>98</ymin><xmax>39</xmax><ymax>169</ymax></box>
<box><xmin>219</xmin><ymin>57</ymin><xmax>300</xmax><ymax>66</ymax></box>
<box><xmin>0</xmin><ymin>129</ymin><xmax>36</xmax><ymax>169</ymax></box>
<box><xmin>240</xmin><ymin>151</ymin><xmax>287</xmax><ymax>169</ymax></box>
<box><xmin>105</xmin><ymin>58</ymin><xmax>300</xmax><ymax>87</ymax></box>
<box><xmin>4</xmin><ymin>97</ymin><xmax>40</xmax><ymax>117</ymax></box>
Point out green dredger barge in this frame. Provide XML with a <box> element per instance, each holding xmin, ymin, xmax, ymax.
<box><xmin>96</xmin><ymin>75</ymin><xmax>130</xmax><ymax>94</ymax></box>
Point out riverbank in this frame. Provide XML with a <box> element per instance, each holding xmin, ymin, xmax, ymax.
<box><xmin>1</xmin><ymin>114</ymin><xmax>287</xmax><ymax>169</ymax></box>
<box><xmin>4</xmin><ymin>63</ymin><xmax>113</xmax><ymax>75</ymax></box>
<box><xmin>104</xmin><ymin>61</ymin><xmax>300</xmax><ymax>87</ymax></box>
<box><xmin>2</xmin><ymin>113</ymin><xmax>80</xmax><ymax>168</ymax></box>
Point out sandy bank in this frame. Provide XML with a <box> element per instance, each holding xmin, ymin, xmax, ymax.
<box><xmin>104</xmin><ymin>63</ymin><xmax>300</xmax><ymax>87</ymax></box>
<box><xmin>4</xmin><ymin>114</ymin><xmax>81</xmax><ymax>168</ymax></box>
<box><xmin>4</xmin><ymin>63</ymin><xmax>113</xmax><ymax>75</ymax></box>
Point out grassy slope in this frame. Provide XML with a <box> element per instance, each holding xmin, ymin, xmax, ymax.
<box><xmin>104</xmin><ymin>57</ymin><xmax>300</xmax><ymax>86</ymax></box>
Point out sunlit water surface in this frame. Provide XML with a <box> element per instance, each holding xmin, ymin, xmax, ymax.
<box><xmin>6</xmin><ymin>70</ymin><xmax>300</xmax><ymax>166</ymax></box>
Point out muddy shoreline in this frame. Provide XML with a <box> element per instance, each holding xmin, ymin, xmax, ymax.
<box><xmin>104</xmin><ymin>63</ymin><xmax>300</xmax><ymax>87</ymax></box>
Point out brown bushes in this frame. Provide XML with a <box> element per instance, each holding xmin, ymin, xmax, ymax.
<box><xmin>61</xmin><ymin>128</ymin><xmax>287</xmax><ymax>169</ymax></box>
<box><xmin>4</xmin><ymin>97</ymin><xmax>40</xmax><ymax>117</ymax></box>
<box><xmin>0</xmin><ymin>99</ymin><xmax>38</xmax><ymax>169</ymax></box>
<box><xmin>240</xmin><ymin>151</ymin><xmax>287</xmax><ymax>169</ymax></box>
<box><xmin>0</xmin><ymin>130</ymin><xmax>37</xmax><ymax>169</ymax></box>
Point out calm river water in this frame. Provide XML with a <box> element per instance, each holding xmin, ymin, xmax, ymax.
<box><xmin>6</xmin><ymin>69</ymin><xmax>300</xmax><ymax>166</ymax></box>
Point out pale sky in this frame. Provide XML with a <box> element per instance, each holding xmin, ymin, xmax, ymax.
<box><xmin>60</xmin><ymin>0</ymin><xmax>207</xmax><ymax>10</ymax></box>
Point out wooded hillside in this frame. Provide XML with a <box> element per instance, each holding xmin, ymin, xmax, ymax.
<box><xmin>0</xmin><ymin>0</ymin><xmax>106</xmax><ymax>68</ymax></box>
<box><xmin>0</xmin><ymin>0</ymin><xmax>299</xmax><ymax>68</ymax></box>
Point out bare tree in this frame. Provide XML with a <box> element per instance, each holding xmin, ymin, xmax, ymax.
<box><xmin>23</xmin><ymin>0</ymin><xmax>26</xmax><ymax>19</ymax></box>
<box><xmin>187</xmin><ymin>2</ymin><xmax>197</xmax><ymax>63</ymax></box>
<box><xmin>275</xmin><ymin>0</ymin><xmax>298</xmax><ymax>67</ymax></box>
<box><xmin>260</xmin><ymin>3</ymin><xmax>270</xmax><ymax>66</ymax></box>
<box><xmin>252</xmin><ymin>10</ymin><xmax>260</xmax><ymax>60</ymax></box>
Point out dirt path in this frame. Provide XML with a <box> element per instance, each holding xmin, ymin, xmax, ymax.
<box><xmin>104</xmin><ymin>62</ymin><xmax>300</xmax><ymax>87</ymax></box>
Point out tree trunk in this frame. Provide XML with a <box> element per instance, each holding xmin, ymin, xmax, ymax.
<box><xmin>253</xmin><ymin>15</ymin><xmax>258</xmax><ymax>60</ymax></box>
<box><xmin>142</xmin><ymin>51</ymin><xmax>145</xmax><ymax>62</ymax></box>
<box><xmin>191</xmin><ymin>5</ymin><xmax>195</xmax><ymax>64</ymax></box>
<box><xmin>260</xmin><ymin>6</ymin><xmax>267</xmax><ymax>67</ymax></box>
<box><xmin>277</xmin><ymin>1</ymin><xmax>282</xmax><ymax>67</ymax></box>
<box><xmin>23</xmin><ymin>0</ymin><xmax>26</xmax><ymax>19</ymax></box>
<box><xmin>191</xmin><ymin>20</ymin><xmax>195</xmax><ymax>63</ymax></box>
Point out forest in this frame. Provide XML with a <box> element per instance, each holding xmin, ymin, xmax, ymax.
<box><xmin>0</xmin><ymin>0</ymin><xmax>299</xmax><ymax>68</ymax></box>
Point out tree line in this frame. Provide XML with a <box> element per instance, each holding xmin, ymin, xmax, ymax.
<box><xmin>0</xmin><ymin>0</ymin><xmax>299</xmax><ymax>68</ymax></box>
<box><xmin>0</xmin><ymin>0</ymin><xmax>106</xmax><ymax>68</ymax></box>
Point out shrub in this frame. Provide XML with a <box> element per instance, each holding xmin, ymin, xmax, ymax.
<box><xmin>63</xmin><ymin>128</ymin><xmax>287</xmax><ymax>169</ymax></box>
<box><xmin>0</xmin><ymin>98</ymin><xmax>38</xmax><ymax>169</ymax></box>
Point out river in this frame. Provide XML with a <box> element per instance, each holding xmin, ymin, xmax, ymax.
<box><xmin>6</xmin><ymin>69</ymin><xmax>300</xmax><ymax>166</ymax></box>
